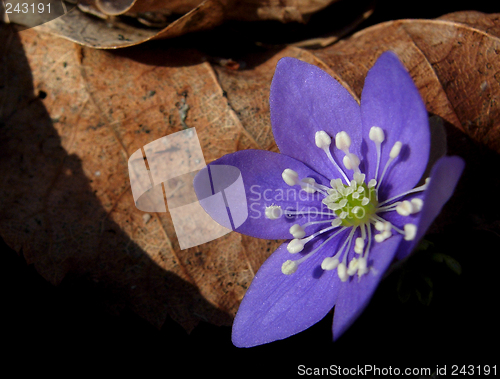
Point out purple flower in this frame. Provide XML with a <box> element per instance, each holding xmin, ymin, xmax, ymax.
<box><xmin>194</xmin><ymin>52</ymin><xmax>464</xmax><ymax>347</ymax></box>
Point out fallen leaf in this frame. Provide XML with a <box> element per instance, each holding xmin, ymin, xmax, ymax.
<box><xmin>0</xmin><ymin>24</ymin><xmax>279</xmax><ymax>331</ymax></box>
<box><xmin>31</xmin><ymin>0</ymin><xmax>344</xmax><ymax>48</ymax></box>
<box><xmin>1</xmin><ymin>11</ymin><xmax>499</xmax><ymax>333</ymax></box>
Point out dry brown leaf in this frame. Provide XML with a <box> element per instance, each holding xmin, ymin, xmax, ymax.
<box><xmin>307</xmin><ymin>11</ymin><xmax>500</xmax><ymax>153</ymax></box>
<box><xmin>0</xmin><ymin>24</ymin><xmax>281</xmax><ymax>331</ymax></box>
<box><xmin>1</xmin><ymin>11</ymin><xmax>499</xmax><ymax>333</ymax></box>
<box><xmin>30</xmin><ymin>0</ymin><xmax>341</xmax><ymax>48</ymax></box>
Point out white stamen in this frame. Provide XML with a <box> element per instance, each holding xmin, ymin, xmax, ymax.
<box><xmin>353</xmin><ymin>172</ymin><xmax>365</xmax><ymax>185</ymax></box>
<box><xmin>357</xmin><ymin>257</ymin><xmax>369</xmax><ymax>277</ymax></box>
<box><xmin>282</xmin><ymin>169</ymin><xmax>299</xmax><ymax>186</ymax></box>
<box><xmin>374</xmin><ymin>221</ymin><xmax>385</xmax><ymax>231</ymax></box>
<box><xmin>347</xmin><ymin>258</ymin><xmax>359</xmax><ymax>276</ymax></box>
<box><xmin>315</xmin><ymin>130</ymin><xmax>332</xmax><ymax>149</ymax></box>
<box><xmin>369</xmin><ymin>127</ymin><xmax>384</xmax><ymax>182</ymax></box>
<box><xmin>321</xmin><ymin>257</ymin><xmax>339</xmax><ymax>270</ymax></box>
<box><xmin>411</xmin><ymin>198</ymin><xmax>423</xmax><ymax>212</ymax></box>
<box><xmin>317</xmin><ymin>132</ymin><xmax>350</xmax><ymax>184</ymax></box>
<box><xmin>287</xmin><ymin>238</ymin><xmax>305</xmax><ymax>254</ymax></box>
<box><xmin>396</xmin><ymin>200</ymin><xmax>413</xmax><ymax>216</ymax></box>
<box><xmin>404</xmin><ymin>224</ymin><xmax>417</xmax><ymax>241</ymax></box>
<box><xmin>343</xmin><ymin>154</ymin><xmax>360</xmax><ymax>172</ymax></box>
<box><xmin>368</xmin><ymin>179</ymin><xmax>377</xmax><ymax>188</ymax></box>
<box><xmin>300</xmin><ymin>177</ymin><xmax>317</xmax><ymax>193</ymax></box>
<box><xmin>369</xmin><ymin>126</ymin><xmax>385</xmax><ymax>144</ymax></box>
<box><xmin>265</xmin><ymin>205</ymin><xmax>282</xmax><ymax>220</ymax></box>
<box><xmin>354</xmin><ymin>237</ymin><xmax>365</xmax><ymax>254</ymax></box>
<box><xmin>378</xmin><ymin>182</ymin><xmax>429</xmax><ymax>207</ymax></box>
<box><xmin>343</xmin><ymin>155</ymin><xmax>353</xmax><ymax>170</ymax></box>
<box><xmin>282</xmin><ymin>260</ymin><xmax>298</xmax><ymax>275</ymax></box>
<box><xmin>389</xmin><ymin>141</ymin><xmax>403</xmax><ymax>159</ymax></box>
<box><xmin>337</xmin><ymin>262</ymin><xmax>348</xmax><ymax>282</ymax></box>
<box><xmin>289</xmin><ymin>224</ymin><xmax>305</xmax><ymax>239</ymax></box>
<box><xmin>374</xmin><ymin>230</ymin><xmax>391</xmax><ymax>242</ymax></box>
<box><xmin>335</xmin><ymin>131</ymin><xmax>352</xmax><ymax>152</ymax></box>
<box><xmin>377</xmin><ymin>141</ymin><xmax>403</xmax><ymax>191</ymax></box>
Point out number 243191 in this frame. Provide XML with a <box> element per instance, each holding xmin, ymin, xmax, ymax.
<box><xmin>5</xmin><ymin>2</ymin><xmax>51</xmax><ymax>13</ymax></box>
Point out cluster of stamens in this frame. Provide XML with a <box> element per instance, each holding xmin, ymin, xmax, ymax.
<box><xmin>265</xmin><ymin>127</ymin><xmax>429</xmax><ymax>282</ymax></box>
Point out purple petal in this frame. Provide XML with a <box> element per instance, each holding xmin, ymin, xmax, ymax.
<box><xmin>332</xmin><ymin>234</ymin><xmax>402</xmax><ymax>340</ymax></box>
<box><xmin>361</xmin><ymin>51</ymin><xmax>430</xmax><ymax>201</ymax></box>
<box><xmin>193</xmin><ymin>149</ymin><xmax>329</xmax><ymax>240</ymax></box>
<box><xmin>394</xmin><ymin>155</ymin><xmax>464</xmax><ymax>260</ymax></box>
<box><xmin>270</xmin><ymin>57</ymin><xmax>362</xmax><ymax>180</ymax></box>
<box><xmin>232</xmin><ymin>231</ymin><xmax>349</xmax><ymax>347</ymax></box>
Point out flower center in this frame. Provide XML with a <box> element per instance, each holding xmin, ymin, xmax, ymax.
<box><xmin>266</xmin><ymin>128</ymin><xmax>429</xmax><ymax>281</ymax></box>
<box><xmin>322</xmin><ymin>180</ymin><xmax>378</xmax><ymax>227</ymax></box>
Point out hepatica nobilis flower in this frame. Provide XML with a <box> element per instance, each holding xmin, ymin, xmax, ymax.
<box><xmin>194</xmin><ymin>52</ymin><xmax>464</xmax><ymax>347</ymax></box>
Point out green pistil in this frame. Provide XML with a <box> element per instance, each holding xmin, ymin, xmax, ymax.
<box><xmin>324</xmin><ymin>183</ymin><xmax>378</xmax><ymax>227</ymax></box>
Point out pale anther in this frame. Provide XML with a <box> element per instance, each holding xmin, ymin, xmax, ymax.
<box><xmin>396</xmin><ymin>200</ymin><xmax>413</xmax><ymax>216</ymax></box>
<box><xmin>289</xmin><ymin>224</ymin><xmax>305</xmax><ymax>239</ymax></box>
<box><xmin>347</xmin><ymin>258</ymin><xmax>359</xmax><ymax>276</ymax></box>
<box><xmin>282</xmin><ymin>260</ymin><xmax>298</xmax><ymax>275</ymax></box>
<box><xmin>369</xmin><ymin>126</ymin><xmax>385</xmax><ymax>143</ymax></box>
<box><xmin>353</xmin><ymin>172</ymin><xmax>365</xmax><ymax>185</ymax></box>
<box><xmin>411</xmin><ymin>198</ymin><xmax>423</xmax><ymax>212</ymax></box>
<box><xmin>315</xmin><ymin>130</ymin><xmax>332</xmax><ymax>149</ymax></box>
<box><xmin>368</xmin><ymin>179</ymin><xmax>377</xmax><ymax>188</ymax></box>
<box><xmin>404</xmin><ymin>224</ymin><xmax>417</xmax><ymax>241</ymax></box>
<box><xmin>357</xmin><ymin>257</ymin><xmax>369</xmax><ymax>277</ymax></box>
<box><xmin>374</xmin><ymin>230</ymin><xmax>391</xmax><ymax>243</ymax></box>
<box><xmin>321</xmin><ymin>257</ymin><xmax>339</xmax><ymax>271</ymax></box>
<box><xmin>354</xmin><ymin>237</ymin><xmax>365</xmax><ymax>254</ymax></box>
<box><xmin>287</xmin><ymin>238</ymin><xmax>305</xmax><ymax>254</ymax></box>
<box><xmin>337</xmin><ymin>263</ymin><xmax>348</xmax><ymax>282</ymax></box>
<box><xmin>335</xmin><ymin>131</ymin><xmax>351</xmax><ymax>152</ymax></box>
<box><xmin>301</xmin><ymin>178</ymin><xmax>317</xmax><ymax>193</ymax></box>
<box><xmin>389</xmin><ymin>141</ymin><xmax>403</xmax><ymax>159</ymax></box>
<box><xmin>265</xmin><ymin>205</ymin><xmax>282</xmax><ymax>220</ymax></box>
<box><xmin>282</xmin><ymin>169</ymin><xmax>299</xmax><ymax>186</ymax></box>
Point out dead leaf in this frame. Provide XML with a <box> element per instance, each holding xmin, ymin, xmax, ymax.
<box><xmin>30</xmin><ymin>0</ymin><xmax>343</xmax><ymax>48</ymax></box>
<box><xmin>308</xmin><ymin>11</ymin><xmax>500</xmax><ymax>153</ymax></box>
<box><xmin>1</xmin><ymin>11</ymin><xmax>499</xmax><ymax>333</ymax></box>
<box><xmin>0</xmin><ymin>24</ymin><xmax>280</xmax><ymax>331</ymax></box>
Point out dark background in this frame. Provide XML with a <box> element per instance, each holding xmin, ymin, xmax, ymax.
<box><xmin>2</xmin><ymin>0</ymin><xmax>498</xmax><ymax>375</ymax></box>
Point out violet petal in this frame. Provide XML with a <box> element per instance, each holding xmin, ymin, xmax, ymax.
<box><xmin>270</xmin><ymin>57</ymin><xmax>362</xmax><ymax>180</ymax></box>
<box><xmin>332</xmin><ymin>234</ymin><xmax>402</xmax><ymax>340</ymax></box>
<box><xmin>193</xmin><ymin>149</ymin><xmax>329</xmax><ymax>240</ymax></box>
<box><xmin>361</xmin><ymin>51</ymin><xmax>430</xmax><ymax>201</ymax></box>
<box><xmin>394</xmin><ymin>155</ymin><xmax>464</xmax><ymax>260</ymax></box>
<box><xmin>232</xmin><ymin>230</ymin><xmax>349</xmax><ymax>347</ymax></box>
